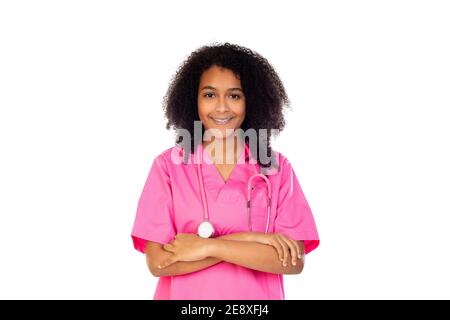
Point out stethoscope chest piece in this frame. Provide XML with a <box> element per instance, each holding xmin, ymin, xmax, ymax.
<box><xmin>198</xmin><ymin>220</ymin><xmax>215</xmax><ymax>238</ymax></box>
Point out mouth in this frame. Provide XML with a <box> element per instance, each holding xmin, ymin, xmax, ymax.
<box><xmin>209</xmin><ymin>116</ymin><xmax>235</xmax><ymax>125</ymax></box>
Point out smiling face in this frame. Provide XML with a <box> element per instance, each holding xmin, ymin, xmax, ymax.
<box><xmin>197</xmin><ymin>65</ymin><xmax>246</xmax><ymax>141</ymax></box>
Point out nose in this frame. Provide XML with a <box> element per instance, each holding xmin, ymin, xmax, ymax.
<box><xmin>215</xmin><ymin>94</ymin><xmax>230</xmax><ymax>113</ymax></box>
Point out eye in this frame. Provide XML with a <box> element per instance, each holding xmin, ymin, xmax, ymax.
<box><xmin>203</xmin><ymin>92</ymin><xmax>215</xmax><ymax>98</ymax></box>
<box><xmin>230</xmin><ymin>94</ymin><xmax>241</xmax><ymax>100</ymax></box>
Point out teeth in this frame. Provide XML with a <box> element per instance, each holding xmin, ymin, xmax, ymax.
<box><xmin>211</xmin><ymin>117</ymin><xmax>233</xmax><ymax>124</ymax></box>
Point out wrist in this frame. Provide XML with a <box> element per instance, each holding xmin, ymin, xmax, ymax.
<box><xmin>248</xmin><ymin>231</ymin><xmax>266</xmax><ymax>243</ymax></box>
<box><xmin>241</xmin><ymin>231</ymin><xmax>254</xmax><ymax>241</ymax></box>
<box><xmin>203</xmin><ymin>238</ymin><xmax>218</xmax><ymax>258</ymax></box>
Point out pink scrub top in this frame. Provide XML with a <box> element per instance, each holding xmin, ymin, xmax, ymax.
<box><xmin>131</xmin><ymin>144</ymin><xmax>319</xmax><ymax>300</ymax></box>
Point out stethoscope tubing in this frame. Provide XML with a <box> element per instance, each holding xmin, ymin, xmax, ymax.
<box><xmin>195</xmin><ymin>142</ymin><xmax>272</xmax><ymax>233</ymax></box>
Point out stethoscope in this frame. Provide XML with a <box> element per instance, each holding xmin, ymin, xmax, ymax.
<box><xmin>194</xmin><ymin>142</ymin><xmax>272</xmax><ymax>238</ymax></box>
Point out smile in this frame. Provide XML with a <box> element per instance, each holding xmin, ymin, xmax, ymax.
<box><xmin>210</xmin><ymin>116</ymin><xmax>234</xmax><ymax>125</ymax></box>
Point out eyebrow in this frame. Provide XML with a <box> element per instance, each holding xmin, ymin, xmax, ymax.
<box><xmin>200</xmin><ymin>85</ymin><xmax>243</xmax><ymax>92</ymax></box>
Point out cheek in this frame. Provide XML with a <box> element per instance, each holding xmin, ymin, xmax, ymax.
<box><xmin>234</xmin><ymin>102</ymin><xmax>246</xmax><ymax>119</ymax></box>
<box><xmin>197</xmin><ymin>100</ymin><xmax>213</xmax><ymax>127</ymax></box>
<box><xmin>239</xmin><ymin>106</ymin><xmax>246</xmax><ymax>117</ymax></box>
<box><xmin>197</xmin><ymin>100</ymin><xmax>209</xmax><ymax>118</ymax></box>
<box><xmin>236</xmin><ymin>97</ymin><xmax>246</xmax><ymax>112</ymax></box>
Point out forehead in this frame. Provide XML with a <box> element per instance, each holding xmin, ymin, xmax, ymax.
<box><xmin>199</xmin><ymin>65</ymin><xmax>241</xmax><ymax>88</ymax></box>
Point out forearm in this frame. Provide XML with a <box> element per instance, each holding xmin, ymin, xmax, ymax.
<box><xmin>154</xmin><ymin>232</ymin><xmax>258</xmax><ymax>277</ymax></box>
<box><xmin>206</xmin><ymin>238</ymin><xmax>302</xmax><ymax>275</ymax></box>
<box><xmin>155</xmin><ymin>256</ymin><xmax>222</xmax><ymax>277</ymax></box>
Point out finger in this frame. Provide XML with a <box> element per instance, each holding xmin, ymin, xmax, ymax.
<box><xmin>163</xmin><ymin>244</ymin><xmax>175</xmax><ymax>252</ymax></box>
<box><xmin>280</xmin><ymin>236</ymin><xmax>298</xmax><ymax>265</ymax></box>
<box><xmin>158</xmin><ymin>256</ymin><xmax>177</xmax><ymax>269</ymax></box>
<box><xmin>293</xmin><ymin>240</ymin><xmax>302</xmax><ymax>259</ymax></box>
<box><xmin>292</xmin><ymin>240</ymin><xmax>300</xmax><ymax>259</ymax></box>
<box><xmin>274</xmin><ymin>233</ymin><xmax>290</xmax><ymax>264</ymax></box>
<box><xmin>284</xmin><ymin>238</ymin><xmax>299</xmax><ymax>266</ymax></box>
<box><xmin>299</xmin><ymin>241</ymin><xmax>305</xmax><ymax>260</ymax></box>
<box><xmin>278</xmin><ymin>235</ymin><xmax>301</xmax><ymax>264</ymax></box>
<box><xmin>275</xmin><ymin>236</ymin><xmax>289</xmax><ymax>267</ymax></box>
<box><xmin>271</xmin><ymin>240</ymin><xmax>284</xmax><ymax>262</ymax></box>
<box><xmin>280</xmin><ymin>236</ymin><xmax>297</xmax><ymax>265</ymax></box>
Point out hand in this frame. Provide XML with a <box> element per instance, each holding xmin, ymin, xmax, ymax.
<box><xmin>252</xmin><ymin>232</ymin><xmax>303</xmax><ymax>267</ymax></box>
<box><xmin>158</xmin><ymin>233</ymin><xmax>210</xmax><ymax>269</ymax></box>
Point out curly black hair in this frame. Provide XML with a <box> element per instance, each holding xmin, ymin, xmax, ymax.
<box><xmin>163</xmin><ymin>42</ymin><xmax>290</xmax><ymax>170</ymax></box>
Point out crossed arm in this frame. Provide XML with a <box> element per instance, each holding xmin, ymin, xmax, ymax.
<box><xmin>146</xmin><ymin>232</ymin><xmax>305</xmax><ymax>277</ymax></box>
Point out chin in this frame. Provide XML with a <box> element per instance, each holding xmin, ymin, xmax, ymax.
<box><xmin>204</xmin><ymin>126</ymin><xmax>237</xmax><ymax>139</ymax></box>
<box><xmin>217</xmin><ymin>128</ymin><xmax>238</xmax><ymax>139</ymax></box>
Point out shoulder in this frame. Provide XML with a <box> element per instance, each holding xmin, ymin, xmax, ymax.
<box><xmin>275</xmin><ymin>150</ymin><xmax>290</xmax><ymax>168</ymax></box>
<box><xmin>157</xmin><ymin>145</ymin><xmax>183</xmax><ymax>161</ymax></box>
<box><xmin>264</xmin><ymin>149</ymin><xmax>292</xmax><ymax>177</ymax></box>
<box><xmin>152</xmin><ymin>145</ymin><xmax>185</xmax><ymax>170</ymax></box>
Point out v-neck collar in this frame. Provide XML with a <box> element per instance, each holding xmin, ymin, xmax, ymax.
<box><xmin>197</xmin><ymin>141</ymin><xmax>258</xmax><ymax>201</ymax></box>
<box><xmin>201</xmin><ymin>142</ymin><xmax>247</xmax><ymax>185</ymax></box>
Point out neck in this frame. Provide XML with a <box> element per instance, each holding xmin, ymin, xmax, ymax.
<box><xmin>203</xmin><ymin>135</ymin><xmax>244</xmax><ymax>165</ymax></box>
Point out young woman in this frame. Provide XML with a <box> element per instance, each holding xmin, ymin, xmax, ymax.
<box><xmin>131</xmin><ymin>43</ymin><xmax>319</xmax><ymax>299</ymax></box>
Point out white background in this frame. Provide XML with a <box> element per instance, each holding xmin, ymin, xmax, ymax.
<box><xmin>0</xmin><ymin>0</ymin><xmax>449</xmax><ymax>299</ymax></box>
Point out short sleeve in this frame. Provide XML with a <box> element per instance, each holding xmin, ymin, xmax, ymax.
<box><xmin>274</xmin><ymin>157</ymin><xmax>320</xmax><ymax>254</ymax></box>
<box><xmin>131</xmin><ymin>155</ymin><xmax>176</xmax><ymax>253</ymax></box>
